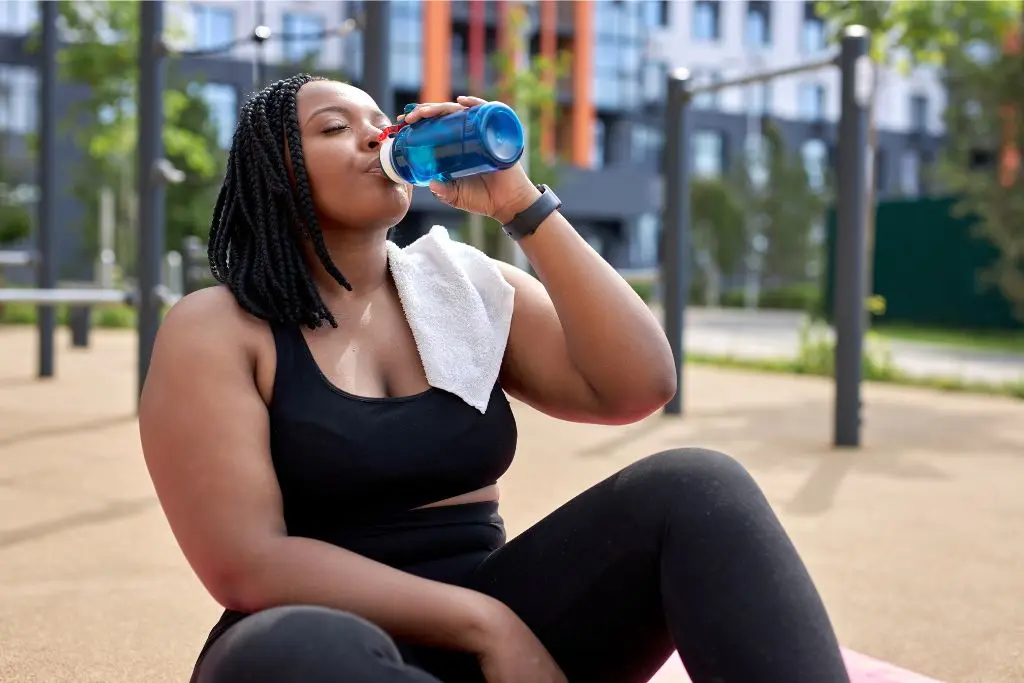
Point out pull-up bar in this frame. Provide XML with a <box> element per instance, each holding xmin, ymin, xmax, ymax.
<box><xmin>685</xmin><ymin>55</ymin><xmax>840</xmax><ymax>96</ymax></box>
<box><xmin>0</xmin><ymin>250</ymin><xmax>36</xmax><ymax>267</ymax></box>
<box><xmin>660</xmin><ymin>25</ymin><xmax>872</xmax><ymax>450</ymax></box>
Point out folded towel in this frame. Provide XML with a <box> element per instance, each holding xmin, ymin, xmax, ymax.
<box><xmin>385</xmin><ymin>225</ymin><xmax>516</xmax><ymax>413</ymax></box>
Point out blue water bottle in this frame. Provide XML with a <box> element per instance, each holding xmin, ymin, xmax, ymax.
<box><xmin>377</xmin><ymin>101</ymin><xmax>525</xmax><ymax>186</ymax></box>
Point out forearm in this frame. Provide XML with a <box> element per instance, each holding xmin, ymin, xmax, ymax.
<box><xmin>515</xmin><ymin>207</ymin><xmax>676</xmax><ymax>405</ymax></box>
<box><xmin>232</xmin><ymin>535</ymin><xmax>502</xmax><ymax>652</ymax></box>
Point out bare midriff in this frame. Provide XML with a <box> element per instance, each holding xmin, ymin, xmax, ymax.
<box><xmin>416</xmin><ymin>484</ymin><xmax>499</xmax><ymax>509</ymax></box>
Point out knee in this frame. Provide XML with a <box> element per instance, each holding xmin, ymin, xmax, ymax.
<box><xmin>620</xmin><ymin>448</ymin><xmax>767</xmax><ymax>517</ymax></box>
<box><xmin>197</xmin><ymin>605</ymin><xmax>401</xmax><ymax>683</ymax></box>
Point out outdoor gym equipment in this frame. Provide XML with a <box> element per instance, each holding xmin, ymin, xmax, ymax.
<box><xmin>659</xmin><ymin>26</ymin><xmax>872</xmax><ymax>449</ymax></box>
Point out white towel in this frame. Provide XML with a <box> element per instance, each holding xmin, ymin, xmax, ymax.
<box><xmin>385</xmin><ymin>225</ymin><xmax>516</xmax><ymax>413</ymax></box>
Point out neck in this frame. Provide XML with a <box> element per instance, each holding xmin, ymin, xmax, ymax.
<box><xmin>305</xmin><ymin>227</ymin><xmax>391</xmax><ymax>301</ymax></box>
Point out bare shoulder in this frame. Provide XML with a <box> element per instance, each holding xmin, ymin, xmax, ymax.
<box><xmin>161</xmin><ymin>285</ymin><xmax>263</xmax><ymax>341</ymax></box>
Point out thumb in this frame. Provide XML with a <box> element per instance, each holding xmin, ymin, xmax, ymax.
<box><xmin>429</xmin><ymin>179</ymin><xmax>457</xmax><ymax>205</ymax></box>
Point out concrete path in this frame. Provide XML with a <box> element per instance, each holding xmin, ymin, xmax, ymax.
<box><xmin>1</xmin><ymin>327</ymin><xmax>1023</xmax><ymax>683</ymax></box>
<box><xmin>681</xmin><ymin>307</ymin><xmax>1024</xmax><ymax>385</ymax></box>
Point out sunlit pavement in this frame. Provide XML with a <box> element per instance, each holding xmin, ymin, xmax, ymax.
<box><xmin>1</xmin><ymin>326</ymin><xmax>1022</xmax><ymax>683</ymax></box>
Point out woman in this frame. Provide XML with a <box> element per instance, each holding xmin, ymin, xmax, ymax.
<box><xmin>139</xmin><ymin>75</ymin><xmax>850</xmax><ymax>683</ymax></box>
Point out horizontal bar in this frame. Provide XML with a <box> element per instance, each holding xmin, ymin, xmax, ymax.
<box><xmin>687</xmin><ymin>54</ymin><xmax>838</xmax><ymax>96</ymax></box>
<box><xmin>0</xmin><ymin>250</ymin><xmax>36</xmax><ymax>266</ymax></box>
<box><xmin>0</xmin><ymin>288</ymin><xmax>131</xmax><ymax>305</ymax></box>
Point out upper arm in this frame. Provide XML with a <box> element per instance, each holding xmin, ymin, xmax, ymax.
<box><xmin>495</xmin><ymin>261</ymin><xmax>607</xmax><ymax>423</ymax></box>
<box><xmin>138</xmin><ymin>289</ymin><xmax>283</xmax><ymax>608</ymax></box>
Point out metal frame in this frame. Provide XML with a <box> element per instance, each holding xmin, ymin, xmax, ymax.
<box><xmin>660</xmin><ymin>26</ymin><xmax>872</xmax><ymax>449</ymax></box>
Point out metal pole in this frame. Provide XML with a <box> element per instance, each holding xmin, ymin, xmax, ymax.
<box><xmin>36</xmin><ymin>0</ymin><xmax>58</xmax><ymax>378</ymax></box>
<box><xmin>661</xmin><ymin>69</ymin><xmax>692</xmax><ymax>416</ymax></box>
<box><xmin>137</xmin><ymin>0</ymin><xmax>167</xmax><ymax>405</ymax></box>
<box><xmin>362</xmin><ymin>0</ymin><xmax>393</xmax><ymax>119</ymax></box>
<box><xmin>254</xmin><ymin>0</ymin><xmax>266</xmax><ymax>89</ymax></box>
<box><xmin>833</xmin><ymin>26</ymin><xmax>871</xmax><ymax>447</ymax></box>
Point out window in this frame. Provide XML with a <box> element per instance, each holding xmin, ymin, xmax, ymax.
<box><xmin>691</xmin><ymin>71</ymin><xmax>721</xmax><ymax>110</ymax></box>
<box><xmin>593</xmin><ymin>1</ymin><xmax>645</xmax><ymax>110</ymax></box>
<box><xmin>694</xmin><ymin>130</ymin><xmax>724</xmax><ymax>178</ymax></box>
<box><xmin>910</xmin><ymin>94</ymin><xmax>928</xmax><ymax>132</ymax></box>
<box><xmin>192</xmin><ymin>5</ymin><xmax>235</xmax><ymax>52</ymax></box>
<box><xmin>745</xmin><ymin>82</ymin><xmax>772</xmax><ymax>116</ymax></box>
<box><xmin>900</xmin><ymin>150</ymin><xmax>920</xmax><ymax>196</ymax></box>
<box><xmin>642</xmin><ymin>0</ymin><xmax>670</xmax><ymax>28</ymax></box>
<box><xmin>592</xmin><ymin>118</ymin><xmax>606</xmax><ymax>169</ymax></box>
<box><xmin>801</xmin><ymin>139</ymin><xmax>828</xmax><ymax>192</ymax></box>
<box><xmin>692</xmin><ymin>1</ymin><xmax>720</xmax><ymax>42</ymax></box>
<box><xmin>343</xmin><ymin>1</ymin><xmax>364</xmax><ymax>81</ymax></box>
<box><xmin>631</xmin><ymin>123</ymin><xmax>662</xmax><ymax>167</ymax></box>
<box><xmin>745</xmin><ymin>133</ymin><xmax>769</xmax><ymax>190</ymax></box>
<box><xmin>798</xmin><ymin>83</ymin><xmax>825</xmax><ymax>121</ymax></box>
<box><xmin>282</xmin><ymin>12</ymin><xmax>325</xmax><ymax>64</ymax></box>
<box><xmin>193</xmin><ymin>82</ymin><xmax>239</xmax><ymax>150</ymax></box>
<box><xmin>642</xmin><ymin>61</ymin><xmax>668</xmax><ymax>105</ymax></box>
<box><xmin>801</xmin><ymin>1</ymin><xmax>825</xmax><ymax>53</ymax></box>
<box><xmin>0</xmin><ymin>0</ymin><xmax>37</xmax><ymax>34</ymax></box>
<box><xmin>745</xmin><ymin>1</ymin><xmax>771</xmax><ymax>48</ymax></box>
<box><xmin>0</xmin><ymin>65</ymin><xmax>38</xmax><ymax>134</ymax></box>
<box><xmin>390</xmin><ymin>0</ymin><xmax>423</xmax><ymax>89</ymax></box>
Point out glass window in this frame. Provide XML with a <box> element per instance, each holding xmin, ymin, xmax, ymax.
<box><xmin>592</xmin><ymin>118</ymin><xmax>606</xmax><ymax>169</ymax></box>
<box><xmin>693</xmin><ymin>130</ymin><xmax>724</xmax><ymax>178</ymax></box>
<box><xmin>593</xmin><ymin>1</ymin><xmax>645</xmax><ymax>111</ymax></box>
<box><xmin>344</xmin><ymin>1</ymin><xmax>364</xmax><ymax>80</ymax></box>
<box><xmin>745</xmin><ymin>82</ymin><xmax>772</xmax><ymax>116</ymax></box>
<box><xmin>0</xmin><ymin>0</ymin><xmax>37</xmax><ymax>34</ymax></box>
<box><xmin>0</xmin><ymin>65</ymin><xmax>38</xmax><ymax>134</ymax></box>
<box><xmin>194</xmin><ymin>82</ymin><xmax>239</xmax><ymax>150</ymax></box>
<box><xmin>193</xmin><ymin>5</ymin><xmax>235</xmax><ymax>52</ymax></box>
<box><xmin>692</xmin><ymin>1</ymin><xmax>720</xmax><ymax>42</ymax></box>
<box><xmin>801</xmin><ymin>138</ymin><xmax>828</xmax><ymax>192</ymax></box>
<box><xmin>390</xmin><ymin>0</ymin><xmax>423</xmax><ymax>89</ymax></box>
<box><xmin>631</xmin><ymin>123</ymin><xmax>662</xmax><ymax>167</ymax></box>
<box><xmin>692</xmin><ymin>71</ymin><xmax>721</xmax><ymax>110</ymax></box>
<box><xmin>745</xmin><ymin>133</ymin><xmax>769</xmax><ymax>190</ymax></box>
<box><xmin>798</xmin><ymin>82</ymin><xmax>825</xmax><ymax>121</ymax></box>
<box><xmin>745</xmin><ymin>1</ymin><xmax>771</xmax><ymax>48</ymax></box>
<box><xmin>910</xmin><ymin>94</ymin><xmax>928</xmax><ymax>132</ymax></box>
<box><xmin>801</xmin><ymin>1</ymin><xmax>825</xmax><ymax>53</ymax></box>
<box><xmin>282</xmin><ymin>12</ymin><xmax>325</xmax><ymax>64</ymax></box>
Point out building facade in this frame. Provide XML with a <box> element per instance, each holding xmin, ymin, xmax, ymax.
<box><xmin>0</xmin><ymin>0</ymin><xmax>948</xmax><ymax>283</ymax></box>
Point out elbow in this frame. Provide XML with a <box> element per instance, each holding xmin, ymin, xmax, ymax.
<box><xmin>597</xmin><ymin>373</ymin><xmax>678</xmax><ymax>425</ymax></box>
<box><xmin>202</xmin><ymin>554</ymin><xmax>278</xmax><ymax>614</ymax></box>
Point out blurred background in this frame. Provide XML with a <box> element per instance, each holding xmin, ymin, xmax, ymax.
<box><xmin>0</xmin><ymin>0</ymin><xmax>1021</xmax><ymax>391</ymax></box>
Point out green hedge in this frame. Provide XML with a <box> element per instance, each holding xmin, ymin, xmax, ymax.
<box><xmin>0</xmin><ymin>302</ymin><xmax>138</xmax><ymax>329</ymax></box>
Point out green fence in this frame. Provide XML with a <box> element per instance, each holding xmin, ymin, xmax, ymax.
<box><xmin>824</xmin><ymin>196</ymin><xmax>1022</xmax><ymax>331</ymax></box>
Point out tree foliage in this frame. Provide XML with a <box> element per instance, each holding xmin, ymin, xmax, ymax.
<box><xmin>44</xmin><ymin>0</ymin><xmax>225</xmax><ymax>270</ymax></box>
<box><xmin>816</xmin><ymin>0</ymin><xmax>1024</xmax><ymax>318</ymax></box>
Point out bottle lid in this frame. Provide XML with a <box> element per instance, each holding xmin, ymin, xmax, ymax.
<box><xmin>377</xmin><ymin>135</ymin><xmax>404</xmax><ymax>184</ymax></box>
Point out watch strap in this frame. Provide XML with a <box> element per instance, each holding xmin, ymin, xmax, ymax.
<box><xmin>501</xmin><ymin>184</ymin><xmax>562</xmax><ymax>241</ymax></box>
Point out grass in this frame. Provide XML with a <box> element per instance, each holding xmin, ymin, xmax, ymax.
<box><xmin>873</xmin><ymin>323</ymin><xmax>1024</xmax><ymax>356</ymax></box>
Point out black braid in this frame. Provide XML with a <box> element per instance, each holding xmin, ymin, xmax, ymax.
<box><xmin>208</xmin><ymin>73</ymin><xmax>351</xmax><ymax>329</ymax></box>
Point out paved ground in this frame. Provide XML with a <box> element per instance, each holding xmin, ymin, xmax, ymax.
<box><xmin>1</xmin><ymin>327</ymin><xmax>1023</xmax><ymax>683</ymax></box>
<box><xmin>681</xmin><ymin>307</ymin><xmax>1024</xmax><ymax>385</ymax></box>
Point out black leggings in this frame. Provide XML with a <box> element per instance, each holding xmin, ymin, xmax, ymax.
<box><xmin>194</xmin><ymin>449</ymin><xmax>850</xmax><ymax>683</ymax></box>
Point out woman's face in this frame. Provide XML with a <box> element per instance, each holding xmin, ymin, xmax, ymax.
<box><xmin>294</xmin><ymin>80</ymin><xmax>412</xmax><ymax>232</ymax></box>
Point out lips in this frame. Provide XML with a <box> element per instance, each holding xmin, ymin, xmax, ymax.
<box><xmin>365</xmin><ymin>158</ymin><xmax>385</xmax><ymax>175</ymax></box>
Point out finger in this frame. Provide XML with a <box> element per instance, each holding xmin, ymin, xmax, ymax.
<box><xmin>456</xmin><ymin>95</ymin><xmax>488</xmax><ymax>107</ymax></box>
<box><xmin>404</xmin><ymin>102</ymin><xmax>465</xmax><ymax>124</ymax></box>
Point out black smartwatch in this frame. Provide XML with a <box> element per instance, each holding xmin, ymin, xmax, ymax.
<box><xmin>501</xmin><ymin>184</ymin><xmax>562</xmax><ymax>242</ymax></box>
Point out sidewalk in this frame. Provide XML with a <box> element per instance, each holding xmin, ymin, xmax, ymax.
<box><xmin>1</xmin><ymin>327</ymin><xmax>1022</xmax><ymax>683</ymax></box>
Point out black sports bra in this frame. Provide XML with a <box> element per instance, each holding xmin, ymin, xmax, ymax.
<box><xmin>266</xmin><ymin>323</ymin><xmax>518</xmax><ymax>543</ymax></box>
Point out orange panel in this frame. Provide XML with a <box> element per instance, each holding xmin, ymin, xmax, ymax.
<box><xmin>421</xmin><ymin>0</ymin><xmax>451</xmax><ymax>103</ymax></box>
<box><xmin>571</xmin><ymin>0</ymin><xmax>595</xmax><ymax>167</ymax></box>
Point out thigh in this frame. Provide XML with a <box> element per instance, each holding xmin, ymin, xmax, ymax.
<box><xmin>193</xmin><ymin>605</ymin><xmax>444</xmax><ymax>683</ymax></box>
<box><xmin>465</xmin><ymin>457</ymin><xmax>677</xmax><ymax>683</ymax></box>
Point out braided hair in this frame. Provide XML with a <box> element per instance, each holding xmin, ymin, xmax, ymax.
<box><xmin>208</xmin><ymin>73</ymin><xmax>349</xmax><ymax>330</ymax></box>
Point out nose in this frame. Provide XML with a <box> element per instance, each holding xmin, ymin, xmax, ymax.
<box><xmin>365</xmin><ymin>126</ymin><xmax>381</xmax><ymax>151</ymax></box>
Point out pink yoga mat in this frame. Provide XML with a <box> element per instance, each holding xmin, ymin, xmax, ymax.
<box><xmin>649</xmin><ymin>647</ymin><xmax>945</xmax><ymax>683</ymax></box>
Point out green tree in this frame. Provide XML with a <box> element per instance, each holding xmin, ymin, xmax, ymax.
<box><xmin>42</xmin><ymin>0</ymin><xmax>223</xmax><ymax>273</ymax></box>
<box><xmin>815</xmin><ymin>0</ymin><xmax>1022</xmax><ymax>316</ymax></box>
<box><xmin>690</xmin><ymin>177</ymin><xmax>746</xmax><ymax>306</ymax></box>
<box><xmin>728</xmin><ymin>120</ymin><xmax>829</xmax><ymax>291</ymax></box>
<box><xmin>0</xmin><ymin>136</ymin><xmax>32</xmax><ymax>248</ymax></box>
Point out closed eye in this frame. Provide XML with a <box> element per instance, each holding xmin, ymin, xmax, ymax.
<box><xmin>323</xmin><ymin>124</ymin><xmax>350</xmax><ymax>134</ymax></box>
